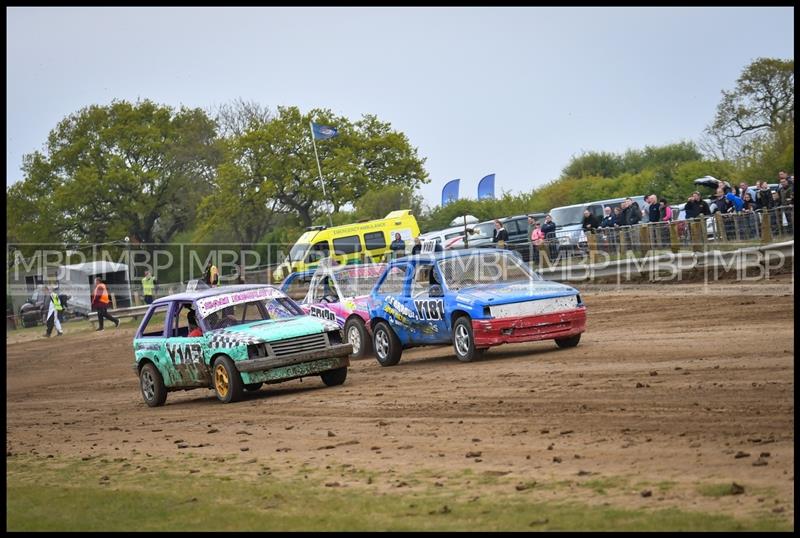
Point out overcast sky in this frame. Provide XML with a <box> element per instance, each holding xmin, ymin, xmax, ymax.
<box><xmin>6</xmin><ymin>6</ymin><xmax>795</xmax><ymax>207</ymax></box>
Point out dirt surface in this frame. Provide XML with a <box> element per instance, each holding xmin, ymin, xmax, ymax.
<box><xmin>6</xmin><ymin>280</ymin><xmax>794</xmax><ymax>525</ymax></box>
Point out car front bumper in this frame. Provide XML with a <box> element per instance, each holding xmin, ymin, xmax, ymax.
<box><xmin>235</xmin><ymin>343</ymin><xmax>353</xmax><ymax>373</ymax></box>
<box><xmin>471</xmin><ymin>307</ymin><xmax>586</xmax><ymax>347</ymax></box>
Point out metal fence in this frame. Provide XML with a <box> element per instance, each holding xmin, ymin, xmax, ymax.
<box><xmin>505</xmin><ymin>205</ymin><xmax>794</xmax><ymax>267</ymax></box>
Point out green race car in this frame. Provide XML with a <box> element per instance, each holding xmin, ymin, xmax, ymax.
<box><xmin>133</xmin><ymin>284</ymin><xmax>352</xmax><ymax>406</ymax></box>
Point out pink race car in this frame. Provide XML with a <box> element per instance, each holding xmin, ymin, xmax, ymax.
<box><xmin>293</xmin><ymin>263</ymin><xmax>386</xmax><ymax>359</ymax></box>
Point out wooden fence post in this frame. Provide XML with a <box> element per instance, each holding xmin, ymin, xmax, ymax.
<box><xmin>669</xmin><ymin>222</ymin><xmax>680</xmax><ymax>253</ymax></box>
<box><xmin>714</xmin><ymin>213</ymin><xmax>725</xmax><ymax>242</ymax></box>
<box><xmin>587</xmin><ymin>233</ymin><xmax>597</xmax><ymax>265</ymax></box>
<box><xmin>760</xmin><ymin>211</ymin><xmax>772</xmax><ymax>244</ymax></box>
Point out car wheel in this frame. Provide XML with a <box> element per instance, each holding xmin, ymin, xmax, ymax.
<box><xmin>140</xmin><ymin>362</ymin><xmax>167</xmax><ymax>407</ymax></box>
<box><xmin>213</xmin><ymin>356</ymin><xmax>244</xmax><ymax>403</ymax></box>
<box><xmin>555</xmin><ymin>334</ymin><xmax>581</xmax><ymax>348</ymax></box>
<box><xmin>344</xmin><ymin>318</ymin><xmax>370</xmax><ymax>359</ymax></box>
<box><xmin>320</xmin><ymin>366</ymin><xmax>348</xmax><ymax>387</ymax></box>
<box><xmin>453</xmin><ymin>316</ymin><xmax>483</xmax><ymax>362</ymax></box>
<box><xmin>244</xmin><ymin>382</ymin><xmax>263</xmax><ymax>392</ymax></box>
<box><xmin>372</xmin><ymin>321</ymin><xmax>402</xmax><ymax>367</ymax></box>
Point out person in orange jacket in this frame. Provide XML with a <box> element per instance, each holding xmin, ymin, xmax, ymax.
<box><xmin>91</xmin><ymin>277</ymin><xmax>120</xmax><ymax>331</ymax></box>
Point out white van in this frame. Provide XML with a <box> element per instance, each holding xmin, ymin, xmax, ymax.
<box><xmin>547</xmin><ymin>195</ymin><xmax>648</xmax><ymax>250</ymax></box>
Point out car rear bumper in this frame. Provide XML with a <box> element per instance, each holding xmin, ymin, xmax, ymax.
<box><xmin>471</xmin><ymin>307</ymin><xmax>586</xmax><ymax>347</ymax></box>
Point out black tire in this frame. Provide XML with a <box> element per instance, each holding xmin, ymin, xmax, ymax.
<box><xmin>344</xmin><ymin>317</ymin><xmax>370</xmax><ymax>359</ymax></box>
<box><xmin>244</xmin><ymin>382</ymin><xmax>263</xmax><ymax>392</ymax></box>
<box><xmin>372</xmin><ymin>321</ymin><xmax>403</xmax><ymax>367</ymax></box>
<box><xmin>452</xmin><ymin>316</ymin><xmax>483</xmax><ymax>362</ymax></box>
<box><xmin>212</xmin><ymin>356</ymin><xmax>244</xmax><ymax>403</ymax></box>
<box><xmin>320</xmin><ymin>366</ymin><xmax>348</xmax><ymax>387</ymax></box>
<box><xmin>140</xmin><ymin>362</ymin><xmax>167</xmax><ymax>407</ymax></box>
<box><xmin>555</xmin><ymin>334</ymin><xmax>581</xmax><ymax>348</ymax></box>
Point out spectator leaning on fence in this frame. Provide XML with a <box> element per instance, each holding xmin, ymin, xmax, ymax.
<box><xmin>613</xmin><ymin>206</ymin><xmax>623</xmax><ymax>226</ymax></box>
<box><xmin>541</xmin><ymin>214</ymin><xmax>556</xmax><ymax>238</ymax></box>
<box><xmin>757</xmin><ymin>181</ymin><xmax>774</xmax><ymax>210</ymax></box>
<box><xmin>659</xmin><ymin>198</ymin><xmax>672</xmax><ymax>221</ymax></box>
<box><xmin>621</xmin><ymin>198</ymin><xmax>641</xmax><ymax>226</ymax></box>
<box><xmin>647</xmin><ymin>194</ymin><xmax>661</xmax><ymax>223</ymax></box>
<box><xmin>725</xmin><ymin>192</ymin><xmax>744</xmax><ymax>212</ymax></box>
<box><xmin>599</xmin><ymin>206</ymin><xmax>616</xmax><ymax>228</ymax></box>
<box><xmin>742</xmin><ymin>192</ymin><xmax>757</xmax><ymax>212</ymax></box>
<box><xmin>581</xmin><ymin>209</ymin><xmax>599</xmax><ymax>233</ymax></box>
<box><xmin>778</xmin><ymin>177</ymin><xmax>794</xmax><ymax>206</ymax></box>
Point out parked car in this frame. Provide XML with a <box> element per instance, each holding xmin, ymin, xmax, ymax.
<box><xmin>366</xmin><ymin>248</ymin><xmax>587</xmax><ymax>365</ymax></box>
<box><xmin>446</xmin><ymin>214</ymin><xmax>547</xmax><ymax>249</ymax></box>
<box><xmin>132</xmin><ymin>284</ymin><xmax>352</xmax><ymax>406</ymax></box>
<box><xmin>282</xmin><ymin>263</ymin><xmax>387</xmax><ymax>359</ymax></box>
<box><xmin>18</xmin><ymin>287</ymin><xmax>74</xmax><ymax>327</ymax></box>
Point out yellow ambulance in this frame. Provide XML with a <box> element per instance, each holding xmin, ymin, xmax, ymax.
<box><xmin>272</xmin><ymin>210</ymin><xmax>420</xmax><ymax>282</ymax></box>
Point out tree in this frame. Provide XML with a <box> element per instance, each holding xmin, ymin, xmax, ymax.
<box><xmin>247</xmin><ymin>106</ymin><xmax>429</xmax><ymax>227</ymax></box>
<box><xmin>354</xmin><ymin>184</ymin><xmax>424</xmax><ymax>221</ymax></box>
<box><xmin>704</xmin><ymin>57</ymin><xmax>794</xmax><ymax>159</ymax></box>
<box><xmin>10</xmin><ymin>100</ymin><xmax>222</xmax><ymax>246</ymax></box>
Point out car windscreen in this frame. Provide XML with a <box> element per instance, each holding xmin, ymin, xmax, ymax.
<box><xmin>289</xmin><ymin>243</ymin><xmax>309</xmax><ymax>262</ymax></box>
<box><xmin>549</xmin><ymin>206</ymin><xmax>585</xmax><ymax>227</ymax></box>
<box><xmin>437</xmin><ymin>251</ymin><xmax>542</xmax><ymax>291</ymax></box>
<box><xmin>332</xmin><ymin>265</ymin><xmax>386</xmax><ymax>297</ymax></box>
<box><xmin>200</xmin><ymin>297</ymin><xmax>303</xmax><ymax>330</ymax></box>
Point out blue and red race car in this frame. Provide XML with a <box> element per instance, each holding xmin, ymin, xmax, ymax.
<box><xmin>366</xmin><ymin>248</ymin><xmax>586</xmax><ymax>365</ymax></box>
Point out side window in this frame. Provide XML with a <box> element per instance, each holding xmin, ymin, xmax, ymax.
<box><xmin>171</xmin><ymin>302</ymin><xmax>196</xmax><ymax>338</ymax></box>
<box><xmin>590</xmin><ymin>205</ymin><xmax>603</xmax><ymax>219</ymax></box>
<box><xmin>306</xmin><ymin>241</ymin><xmax>330</xmax><ymax>263</ymax></box>
<box><xmin>140</xmin><ymin>304</ymin><xmax>170</xmax><ymax>337</ymax></box>
<box><xmin>376</xmin><ymin>265</ymin><xmax>409</xmax><ymax>296</ymax></box>
<box><xmin>411</xmin><ymin>264</ymin><xmax>435</xmax><ymax>297</ymax></box>
<box><xmin>311</xmin><ymin>275</ymin><xmax>337</xmax><ymax>302</ymax></box>
<box><xmin>333</xmin><ymin>235</ymin><xmax>362</xmax><ymax>255</ymax></box>
<box><xmin>364</xmin><ymin>231</ymin><xmax>386</xmax><ymax>251</ymax></box>
<box><xmin>505</xmin><ymin>220</ymin><xmax>520</xmax><ymax>234</ymax></box>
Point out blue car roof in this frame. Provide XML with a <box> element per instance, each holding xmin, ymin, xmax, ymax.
<box><xmin>152</xmin><ymin>284</ymin><xmax>279</xmax><ymax>305</ymax></box>
<box><xmin>389</xmin><ymin>248</ymin><xmax>506</xmax><ymax>264</ymax></box>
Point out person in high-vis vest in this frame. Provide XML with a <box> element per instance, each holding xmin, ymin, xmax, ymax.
<box><xmin>142</xmin><ymin>270</ymin><xmax>156</xmax><ymax>304</ymax></box>
<box><xmin>92</xmin><ymin>277</ymin><xmax>120</xmax><ymax>331</ymax></box>
<box><xmin>204</xmin><ymin>263</ymin><xmax>220</xmax><ymax>287</ymax></box>
<box><xmin>42</xmin><ymin>285</ymin><xmax>64</xmax><ymax>337</ymax></box>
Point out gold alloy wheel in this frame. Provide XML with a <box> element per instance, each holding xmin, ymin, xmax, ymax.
<box><xmin>214</xmin><ymin>364</ymin><xmax>229</xmax><ymax>398</ymax></box>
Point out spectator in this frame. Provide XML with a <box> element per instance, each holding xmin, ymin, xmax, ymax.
<box><xmin>646</xmin><ymin>194</ymin><xmax>661</xmax><ymax>223</ymax></box>
<box><xmin>659</xmin><ymin>198</ymin><xmax>672</xmax><ymax>221</ymax></box>
<box><xmin>778</xmin><ymin>170</ymin><xmax>789</xmax><ymax>184</ymax></box>
<box><xmin>410</xmin><ymin>237</ymin><xmax>422</xmax><ymax>255</ymax></box>
<box><xmin>778</xmin><ymin>176</ymin><xmax>794</xmax><ymax>206</ymax></box>
<box><xmin>141</xmin><ymin>270</ymin><xmax>155</xmax><ymax>305</ymax></box>
<box><xmin>492</xmin><ymin>219</ymin><xmax>509</xmax><ymax>248</ymax></box>
<box><xmin>757</xmin><ymin>181</ymin><xmax>774</xmax><ymax>210</ymax></box>
<box><xmin>581</xmin><ymin>209</ymin><xmax>599</xmax><ymax>233</ymax></box>
<box><xmin>613</xmin><ymin>206</ymin><xmax>623</xmax><ymax>226</ymax></box>
<box><xmin>526</xmin><ymin>215</ymin><xmax>537</xmax><ymax>240</ymax></box>
<box><xmin>742</xmin><ymin>192</ymin><xmax>757</xmax><ymax>212</ymax></box>
<box><xmin>530</xmin><ymin>222</ymin><xmax>545</xmax><ymax>264</ymax></box>
<box><xmin>725</xmin><ymin>192</ymin><xmax>744</xmax><ymax>212</ymax></box>
<box><xmin>541</xmin><ymin>214</ymin><xmax>558</xmax><ymax>261</ymax></box>
<box><xmin>711</xmin><ymin>186</ymin><xmax>729</xmax><ymax>214</ymax></box>
<box><xmin>91</xmin><ymin>277</ymin><xmax>119</xmax><ymax>331</ymax></box>
<box><xmin>390</xmin><ymin>233</ymin><xmax>406</xmax><ymax>255</ymax></box>
<box><xmin>737</xmin><ymin>181</ymin><xmax>757</xmax><ymax>201</ymax></box>
<box><xmin>621</xmin><ymin>198</ymin><xmax>641</xmax><ymax>226</ymax></box>
<box><xmin>599</xmin><ymin>207</ymin><xmax>616</xmax><ymax>228</ymax></box>
<box><xmin>771</xmin><ymin>190</ymin><xmax>781</xmax><ymax>207</ymax></box>
<box><xmin>684</xmin><ymin>192</ymin><xmax>701</xmax><ymax>219</ymax></box>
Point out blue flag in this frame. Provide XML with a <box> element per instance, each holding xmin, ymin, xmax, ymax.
<box><xmin>477</xmin><ymin>173</ymin><xmax>495</xmax><ymax>200</ymax></box>
<box><xmin>311</xmin><ymin>123</ymin><xmax>338</xmax><ymax>141</ymax></box>
<box><xmin>441</xmin><ymin>179</ymin><xmax>460</xmax><ymax>207</ymax></box>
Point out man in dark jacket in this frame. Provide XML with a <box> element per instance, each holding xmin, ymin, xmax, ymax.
<box><xmin>646</xmin><ymin>194</ymin><xmax>661</xmax><ymax>223</ymax></box>
<box><xmin>684</xmin><ymin>192</ymin><xmax>710</xmax><ymax>219</ymax></box>
<box><xmin>581</xmin><ymin>210</ymin><xmax>599</xmax><ymax>233</ymax></box>
<box><xmin>622</xmin><ymin>198</ymin><xmax>641</xmax><ymax>226</ymax></box>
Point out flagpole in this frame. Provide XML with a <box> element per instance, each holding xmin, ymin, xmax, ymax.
<box><xmin>309</xmin><ymin>121</ymin><xmax>334</xmax><ymax>228</ymax></box>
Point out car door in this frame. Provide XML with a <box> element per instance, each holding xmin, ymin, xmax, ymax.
<box><xmin>403</xmin><ymin>262</ymin><xmax>450</xmax><ymax>345</ymax></box>
<box><xmin>134</xmin><ymin>302</ymin><xmax>179</xmax><ymax>387</ymax></box>
<box><xmin>165</xmin><ymin>302</ymin><xmax>211</xmax><ymax>388</ymax></box>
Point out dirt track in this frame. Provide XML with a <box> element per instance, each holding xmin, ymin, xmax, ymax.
<box><xmin>6</xmin><ymin>279</ymin><xmax>794</xmax><ymax>523</ymax></box>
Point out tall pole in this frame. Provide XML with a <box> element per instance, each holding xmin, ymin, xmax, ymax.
<box><xmin>309</xmin><ymin>121</ymin><xmax>334</xmax><ymax>228</ymax></box>
<box><xmin>463</xmin><ymin>215</ymin><xmax>469</xmax><ymax>248</ymax></box>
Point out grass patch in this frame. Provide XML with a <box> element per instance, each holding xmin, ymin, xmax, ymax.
<box><xmin>697</xmin><ymin>483</ymin><xmax>744</xmax><ymax>498</ymax></box>
<box><xmin>6</xmin><ymin>455</ymin><xmax>790</xmax><ymax>532</ymax></box>
<box><xmin>578</xmin><ymin>476</ymin><xmax>630</xmax><ymax>495</ymax></box>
